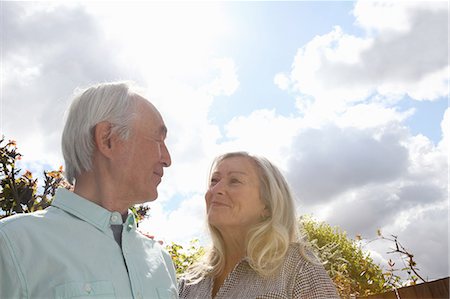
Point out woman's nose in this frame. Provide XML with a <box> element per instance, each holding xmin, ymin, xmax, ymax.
<box><xmin>210</xmin><ymin>181</ymin><xmax>225</xmax><ymax>195</ymax></box>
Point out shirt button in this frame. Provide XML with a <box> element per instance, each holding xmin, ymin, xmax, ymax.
<box><xmin>111</xmin><ymin>214</ymin><xmax>118</xmax><ymax>222</ymax></box>
<box><xmin>136</xmin><ymin>293</ymin><xmax>143</xmax><ymax>299</ymax></box>
<box><xmin>84</xmin><ymin>283</ymin><xmax>92</xmax><ymax>293</ymax></box>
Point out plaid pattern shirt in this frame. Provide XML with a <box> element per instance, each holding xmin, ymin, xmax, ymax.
<box><xmin>179</xmin><ymin>243</ymin><xmax>340</xmax><ymax>299</ymax></box>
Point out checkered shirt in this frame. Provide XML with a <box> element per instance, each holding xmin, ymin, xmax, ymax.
<box><xmin>179</xmin><ymin>243</ymin><xmax>340</xmax><ymax>299</ymax></box>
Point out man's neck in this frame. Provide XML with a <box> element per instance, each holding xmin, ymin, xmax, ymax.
<box><xmin>74</xmin><ymin>172</ymin><xmax>130</xmax><ymax>214</ymax></box>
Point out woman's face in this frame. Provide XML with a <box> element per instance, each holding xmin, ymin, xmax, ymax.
<box><xmin>205</xmin><ymin>156</ymin><xmax>268</xmax><ymax>234</ymax></box>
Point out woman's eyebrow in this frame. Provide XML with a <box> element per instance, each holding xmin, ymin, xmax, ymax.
<box><xmin>212</xmin><ymin>171</ymin><xmax>247</xmax><ymax>176</ymax></box>
<box><xmin>227</xmin><ymin>171</ymin><xmax>247</xmax><ymax>176</ymax></box>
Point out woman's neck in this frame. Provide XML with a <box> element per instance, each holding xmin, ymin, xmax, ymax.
<box><xmin>220</xmin><ymin>228</ymin><xmax>247</xmax><ymax>264</ymax></box>
<box><xmin>211</xmin><ymin>228</ymin><xmax>248</xmax><ymax>297</ymax></box>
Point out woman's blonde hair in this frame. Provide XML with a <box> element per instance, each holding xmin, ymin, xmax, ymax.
<box><xmin>184</xmin><ymin>151</ymin><xmax>307</xmax><ymax>283</ymax></box>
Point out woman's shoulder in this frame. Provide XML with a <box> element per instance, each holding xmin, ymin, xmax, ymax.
<box><xmin>282</xmin><ymin>242</ymin><xmax>323</xmax><ymax>271</ymax></box>
<box><xmin>285</xmin><ymin>242</ymin><xmax>316</xmax><ymax>261</ymax></box>
<box><xmin>178</xmin><ymin>275</ymin><xmax>212</xmax><ymax>299</ymax></box>
<box><xmin>283</xmin><ymin>243</ymin><xmax>340</xmax><ymax>297</ymax></box>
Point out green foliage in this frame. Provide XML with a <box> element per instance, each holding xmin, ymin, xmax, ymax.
<box><xmin>166</xmin><ymin>239</ymin><xmax>205</xmax><ymax>277</ymax></box>
<box><xmin>0</xmin><ymin>137</ymin><xmax>71</xmax><ymax>219</ymax></box>
<box><xmin>301</xmin><ymin>216</ymin><xmax>390</xmax><ymax>298</ymax></box>
<box><xmin>130</xmin><ymin>205</ymin><xmax>151</xmax><ymax>225</ymax></box>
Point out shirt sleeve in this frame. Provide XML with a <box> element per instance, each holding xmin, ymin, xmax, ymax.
<box><xmin>0</xmin><ymin>228</ymin><xmax>27</xmax><ymax>299</ymax></box>
<box><xmin>160</xmin><ymin>245</ymin><xmax>178</xmax><ymax>288</ymax></box>
<box><xmin>292</xmin><ymin>260</ymin><xmax>340</xmax><ymax>299</ymax></box>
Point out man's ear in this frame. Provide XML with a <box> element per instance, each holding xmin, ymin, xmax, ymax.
<box><xmin>94</xmin><ymin>121</ymin><xmax>114</xmax><ymax>158</ymax></box>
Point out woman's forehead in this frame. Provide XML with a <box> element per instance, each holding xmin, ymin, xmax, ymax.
<box><xmin>215</xmin><ymin>156</ymin><xmax>257</xmax><ymax>174</ymax></box>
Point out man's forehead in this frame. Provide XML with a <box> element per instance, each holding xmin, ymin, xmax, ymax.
<box><xmin>135</xmin><ymin>100</ymin><xmax>167</xmax><ymax>137</ymax></box>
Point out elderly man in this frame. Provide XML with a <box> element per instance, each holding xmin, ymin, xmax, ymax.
<box><xmin>0</xmin><ymin>82</ymin><xmax>178</xmax><ymax>298</ymax></box>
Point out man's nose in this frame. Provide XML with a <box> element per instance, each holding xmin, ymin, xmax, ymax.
<box><xmin>161</xmin><ymin>143</ymin><xmax>171</xmax><ymax>167</ymax></box>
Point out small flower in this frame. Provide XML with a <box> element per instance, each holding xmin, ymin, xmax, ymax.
<box><xmin>47</xmin><ymin>171</ymin><xmax>59</xmax><ymax>178</ymax></box>
<box><xmin>24</xmin><ymin>170</ymin><xmax>33</xmax><ymax>179</ymax></box>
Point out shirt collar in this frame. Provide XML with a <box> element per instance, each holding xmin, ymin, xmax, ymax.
<box><xmin>51</xmin><ymin>188</ymin><xmax>136</xmax><ymax>232</ymax></box>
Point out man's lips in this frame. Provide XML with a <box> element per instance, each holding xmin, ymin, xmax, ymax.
<box><xmin>153</xmin><ymin>172</ymin><xmax>163</xmax><ymax>184</ymax></box>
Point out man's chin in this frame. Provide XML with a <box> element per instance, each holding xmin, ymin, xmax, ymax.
<box><xmin>146</xmin><ymin>190</ymin><xmax>158</xmax><ymax>202</ymax></box>
<box><xmin>134</xmin><ymin>191</ymin><xmax>158</xmax><ymax>204</ymax></box>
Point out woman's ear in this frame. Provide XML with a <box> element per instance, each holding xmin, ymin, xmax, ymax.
<box><xmin>261</xmin><ymin>206</ymin><xmax>271</xmax><ymax>220</ymax></box>
<box><xmin>94</xmin><ymin>121</ymin><xmax>113</xmax><ymax>158</ymax></box>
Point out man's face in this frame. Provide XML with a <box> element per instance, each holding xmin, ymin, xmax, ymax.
<box><xmin>114</xmin><ymin>99</ymin><xmax>171</xmax><ymax>204</ymax></box>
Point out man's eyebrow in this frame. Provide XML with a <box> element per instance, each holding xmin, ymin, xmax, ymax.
<box><xmin>160</xmin><ymin>125</ymin><xmax>167</xmax><ymax>137</ymax></box>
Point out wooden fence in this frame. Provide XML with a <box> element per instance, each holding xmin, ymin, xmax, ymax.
<box><xmin>357</xmin><ymin>277</ymin><xmax>449</xmax><ymax>299</ymax></box>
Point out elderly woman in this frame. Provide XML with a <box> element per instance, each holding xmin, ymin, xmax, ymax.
<box><xmin>179</xmin><ymin>152</ymin><xmax>339</xmax><ymax>299</ymax></box>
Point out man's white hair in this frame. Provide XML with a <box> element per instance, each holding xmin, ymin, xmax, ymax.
<box><xmin>61</xmin><ymin>81</ymin><xmax>143</xmax><ymax>184</ymax></box>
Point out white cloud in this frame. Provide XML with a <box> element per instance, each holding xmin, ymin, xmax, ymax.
<box><xmin>353</xmin><ymin>1</ymin><xmax>416</xmax><ymax>33</ymax></box>
<box><xmin>291</xmin><ymin>112</ymin><xmax>448</xmax><ymax>279</ymax></box>
<box><xmin>201</xmin><ymin>58</ymin><xmax>240</xmax><ymax>97</ymax></box>
<box><xmin>289</xmin><ymin>26</ymin><xmax>373</xmax><ymax>104</ymax></box>
<box><xmin>140</xmin><ymin>194</ymin><xmax>209</xmax><ymax>246</ymax></box>
<box><xmin>286</xmin><ymin>124</ymin><xmax>410</xmax><ymax>205</ymax></box>
<box><xmin>366</xmin><ymin>203</ymin><xmax>449</xmax><ymax>281</ymax></box>
<box><xmin>279</xmin><ymin>1</ymin><xmax>448</xmax><ymax>111</ymax></box>
<box><xmin>2</xmin><ymin>2</ymin><xmax>122</xmax><ymax>169</ymax></box>
<box><xmin>273</xmin><ymin>73</ymin><xmax>290</xmax><ymax>91</ymax></box>
<box><xmin>220</xmin><ymin>109</ymin><xmax>301</xmax><ymax>170</ymax></box>
<box><xmin>335</xmin><ymin>103</ymin><xmax>415</xmax><ymax>129</ymax></box>
<box><xmin>353</xmin><ymin>1</ymin><xmax>446</xmax><ymax>34</ymax></box>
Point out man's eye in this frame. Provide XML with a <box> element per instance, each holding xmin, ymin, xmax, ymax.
<box><xmin>210</xmin><ymin>178</ymin><xmax>219</xmax><ymax>185</ymax></box>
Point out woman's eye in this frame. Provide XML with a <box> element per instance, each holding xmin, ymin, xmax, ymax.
<box><xmin>229</xmin><ymin>178</ymin><xmax>241</xmax><ymax>184</ymax></box>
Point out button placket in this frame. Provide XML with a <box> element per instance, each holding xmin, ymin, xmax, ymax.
<box><xmin>84</xmin><ymin>283</ymin><xmax>92</xmax><ymax>294</ymax></box>
<box><xmin>110</xmin><ymin>212</ymin><xmax>123</xmax><ymax>225</ymax></box>
<box><xmin>126</xmin><ymin>215</ymin><xmax>134</xmax><ymax>232</ymax></box>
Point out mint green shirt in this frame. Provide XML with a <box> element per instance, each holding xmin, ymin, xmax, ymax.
<box><xmin>0</xmin><ymin>188</ymin><xmax>178</xmax><ymax>299</ymax></box>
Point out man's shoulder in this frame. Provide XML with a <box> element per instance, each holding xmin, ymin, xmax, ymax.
<box><xmin>136</xmin><ymin>231</ymin><xmax>162</xmax><ymax>248</ymax></box>
<box><xmin>0</xmin><ymin>207</ymin><xmax>59</xmax><ymax>233</ymax></box>
<box><xmin>135</xmin><ymin>232</ymin><xmax>173</xmax><ymax>259</ymax></box>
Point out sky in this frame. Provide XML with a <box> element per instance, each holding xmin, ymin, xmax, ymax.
<box><xmin>1</xmin><ymin>1</ymin><xmax>449</xmax><ymax>281</ymax></box>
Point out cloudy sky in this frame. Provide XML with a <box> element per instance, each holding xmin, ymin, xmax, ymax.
<box><xmin>2</xmin><ymin>1</ymin><xmax>448</xmax><ymax>281</ymax></box>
